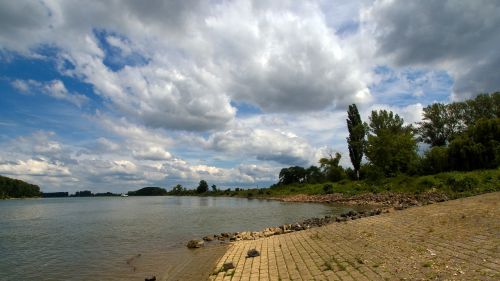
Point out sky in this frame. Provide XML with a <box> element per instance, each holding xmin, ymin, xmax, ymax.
<box><xmin>0</xmin><ymin>0</ymin><xmax>499</xmax><ymax>193</ymax></box>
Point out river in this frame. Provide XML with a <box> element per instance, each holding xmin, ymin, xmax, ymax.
<box><xmin>0</xmin><ymin>196</ymin><xmax>363</xmax><ymax>280</ymax></box>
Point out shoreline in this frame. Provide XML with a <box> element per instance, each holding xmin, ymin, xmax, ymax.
<box><xmin>208</xmin><ymin>192</ymin><xmax>500</xmax><ymax>280</ymax></box>
<box><xmin>185</xmin><ymin>190</ymin><xmax>450</xmax><ymax>247</ymax></box>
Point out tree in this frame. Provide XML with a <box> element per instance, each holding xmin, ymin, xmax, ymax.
<box><xmin>319</xmin><ymin>152</ymin><xmax>345</xmax><ymax>182</ymax></box>
<box><xmin>171</xmin><ymin>184</ymin><xmax>184</xmax><ymax>194</ymax></box>
<box><xmin>211</xmin><ymin>184</ymin><xmax>217</xmax><ymax>192</ymax></box>
<box><xmin>448</xmin><ymin>118</ymin><xmax>500</xmax><ymax>171</ymax></box>
<box><xmin>365</xmin><ymin>110</ymin><xmax>418</xmax><ymax>176</ymax></box>
<box><xmin>196</xmin><ymin>180</ymin><xmax>209</xmax><ymax>193</ymax></box>
<box><xmin>305</xmin><ymin>165</ymin><xmax>324</xmax><ymax>183</ymax></box>
<box><xmin>278</xmin><ymin>166</ymin><xmax>306</xmax><ymax>185</ymax></box>
<box><xmin>417</xmin><ymin>103</ymin><xmax>451</xmax><ymax>147</ymax></box>
<box><xmin>346</xmin><ymin>104</ymin><xmax>365</xmax><ymax>179</ymax></box>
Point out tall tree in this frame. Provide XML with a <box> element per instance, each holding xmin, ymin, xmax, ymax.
<box><xmin>365</xmin><ymin>110</ymin><xmax>418</xmax><ymax>176</ymax></box>
<box><xmin>417</xmin><ymin>103</ymin><xmax>450</xmax><ymax>147</ymax></box>
<box><xmin>346</xmin><ymin>104</ymin><xmax>365</xmax><ymax>179</ymax></box>
<box><xmin>196</xmin><ymin>180</ymin><xmax>209</xmax><ymax>193</ymax></box>
<box><xmin>319</xmin><ymin>152</ymin><xmax>345</xmax><ymax>182</ymax></box>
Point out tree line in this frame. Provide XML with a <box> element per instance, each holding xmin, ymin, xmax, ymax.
<box><xmin>275</xmin><ymin>92</ymin><xmax>499</xmax><ymax>186</ymax></box>
<box><xmin>0</xmin><ymin>175</ymin><xmax>41</xmax><ymax>199</ymax></box>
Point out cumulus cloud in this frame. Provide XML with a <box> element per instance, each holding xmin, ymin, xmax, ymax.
<box><xmin>364</xmin><ymin>0</ymin><xmax>500</xmax><ymax>99</ymax></box>
<box><xmin>205</xmin><ymin>126</ymin><xmax>316</xmax><ymax>166</ymax></box>
<box><xmin>0</xmin><ymin>159</ymin><xmax>71</xmax><ymax>177</ymax></box>
<box><xmin>1</xmin><ymin>0</ymin><xmax>375</xmax><ymax>132</ymax></box>
<box><xmin>132</xmin><ymin>146</ymin><xmax>172</xmax><ymax>161</ymax></box>
<box><xmin>10</xmin><ymin>79</ymin><xmax>88</xmax><ymax>106</ymax></box>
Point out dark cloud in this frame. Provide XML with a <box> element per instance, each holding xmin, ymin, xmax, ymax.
<box><xmin>368</xmin><ymin>0</ymin><xmax>500</xmax><ymax>98</ymax></box>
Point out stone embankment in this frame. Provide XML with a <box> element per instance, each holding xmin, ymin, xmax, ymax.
<box><xmin>209</xmin><ymin>192</ymin><xmax>500</xmax><ymax>280</ymax></box>
<box><xmin>187</xmin><ymin>191</ymin><xmax>448</xmax><ymax>248</ymax></box>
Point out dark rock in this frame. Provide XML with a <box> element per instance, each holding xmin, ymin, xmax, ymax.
<box><xmin>203</xmin><ymin>235</ymin><xmax>214</xmax><ymax>241</ymax></box>
<box><xmin>187</xmin><ymin>239</ymin><xmax>204</xmax><ymax>248</ymax></box>
<box><xmin>221</xmin><ymin>232</ymin><xmax>231</xmax><ymax>238</ymax></box>
<box><xmin>145</xmin><ymin>276</ymin><xmax>156</xmax><ymax>281</ymax></box>
<box><xmin>223</xmin><ymin>262</ymin><xmax>235</xmax><ymax>270</ymax></box>
<box><xmin>246</xmin><ymin>249</ymin><xmax>260</xmax><ymax>258</ymax></box>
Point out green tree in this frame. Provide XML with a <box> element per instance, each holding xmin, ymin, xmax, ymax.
<box><xmin>448</xmin><ymin>118</ymin><xmax>500</xmax><ymax>171</ymax></box>
<box><xmin>365</xmin><ymin>110</ymin><xmax>418</xmax><ymax>176</ymax></box>
<box><xmin>196</xmin><ymin>180</ymin><xmax>209</xmax><ymax>193</ymax></box>
<box><xmin>171</xmin><ymin>184</ymin><xmax>184</xmax><ymax>194</ymax></box>
<box><xmin>305</xmin><ymin>165</ymin><xmax>324</xmax><ymax>183</ymax></box>
<box><xmin>319</xmin><ymin>152</ymin><xmax>345</xmax><ymax>182</ymax></box>
<box><xmin>278</xmin><ymin>166</ymin><xmax>306</xmax><ymax>185</ymax></box>
<box><xmin>346</xmin><ymin>104</ymin><xmax>365</xmax><ymax>179</ymax></box>
<box><xmin>211</xmin><ymin>184</ymin><xmax>217</xmax><ymax>192</ymax></box>
<box><xmin>417</xmin><ymin>103</ymin><xmax>451</xmax><ymax>147</ymax></box>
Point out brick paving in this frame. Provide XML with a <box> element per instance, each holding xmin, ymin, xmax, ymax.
<box><xmin>209</xmin><ymin>192</ymin><xmax>500</xmax><ymax>280</ymax></box>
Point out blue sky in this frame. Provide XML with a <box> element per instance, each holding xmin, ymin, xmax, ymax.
<box><xmin>0</xmin><ymin>0</ymin><xmax>498</xmax><ymax>193</ymax></box>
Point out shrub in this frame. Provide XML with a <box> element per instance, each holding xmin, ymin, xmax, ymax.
<box><xmin>323</xmin><ymin>184</ymin><xmax>333</xmax><ymax>194</ymax></box>
<box><xmin>447</xmin><ymin>176</ymin><xmax>478</xmax><ymax>192</ymax></box>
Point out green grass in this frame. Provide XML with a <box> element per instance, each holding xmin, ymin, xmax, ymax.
<box><xmin>229</xmin><ymin>168</ymin><xmax>499</xmax><ymax>199</ymax></box>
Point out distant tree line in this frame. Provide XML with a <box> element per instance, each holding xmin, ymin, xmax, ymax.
<box><xmin>0</xmin><ymin>175</ymin><xmax>41</xmax><ymax>199</ymax></box>
<box><xmin>273</xmin><ymin>92</ymin><xmax>500</xmax><ymax>186</ymax></box>
<box><xmin>127</xmin><ymin>186</ymin><xmax>168</xmax><ymax>196</ymax></box>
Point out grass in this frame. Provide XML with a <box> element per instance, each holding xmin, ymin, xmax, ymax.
<box><xmin>223</xmin><ymin>168</ymin><xmax>499</xmax><ymax>199</ymax></box>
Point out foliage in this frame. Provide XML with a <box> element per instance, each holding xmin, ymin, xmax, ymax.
<box><xmin>260</xmin><ymin>169</ymin><xmax>499</xmax><ymax>198</ymax></box>
<box><xmin>448</xmin><ymin>118</ymin><xmax>500</xmax><ymax>171</ymax></box>
<box><xmin>196</xmin><ymin>180</ymin><xmax>209</xmax><ymax>193</ymax></box>
<box><xmin>417</xmin><ymin>103</ymin><xmax>453</xmax><ymax>146</ymax></box>
<box><xmin>420</xmin><ymin>146</ymin><xmax>449</xmax><ymax>174</ymax></box>
<box><xmin>365</xmin><ymin>110</ymin><xmax>418</xmax><ymax>176</ymax></box>
<box><xmin>319</xmin><ymin>152</ymin><xmax>346</xmax><ymax>182</ymax></box>
<box><xmin>278</xmin><ymin>166</ymin><xmax>306</xmax><ymax>185</ymax></box>
<box><xmin>346</xmin><ymin>104</ymin><xmax>365</xmax><ymax>179</ymax></box>
<box><xmin>417</xmin><ymin>92</ymin><xmax>500</xmax><ymax>146</ymax></box>
<box><xmin>127</xmin><ymin>186</ymin><xmax>167</xmax><ymax>196</ymax></box>
<box><xmin>0</xmin><ymin>175</ymin><xmax>41</xmax><ymax>199</ymax></box>
<box><xmin>73</xmin><ymin>190</ymin><xmax>93</xmax><ymax>197</ymax></box>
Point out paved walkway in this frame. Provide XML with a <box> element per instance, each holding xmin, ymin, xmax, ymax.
<box><xmin>209</xmin><ymin>192</ymin><xmax>500</xmax><ymax>281</ymax></box>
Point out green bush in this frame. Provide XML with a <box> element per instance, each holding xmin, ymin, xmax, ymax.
<box><xmin>447</xmin><ymin>176</ymin><xmax>478</xmax><ymax>192</ymax></box>
<box><xmin>323</xmin><ymin>184</ymin><xmax>333</xmax><ymax>194</ymax></box>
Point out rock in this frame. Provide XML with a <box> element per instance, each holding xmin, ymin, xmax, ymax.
<box><xmin>145</xmin><ymin>276</ymin><xmax>156</xmax><ymax>281</ymax></box>
<box><xmin>203</xmin><ymin>235</ymin><xmax>214</xmax><ymax>241</ymax></box>
<box><xmin>223</xmin><ymin>262</ymin><xmax>235</xmax><ymax>270</ymax></box>
<box><xmin>221</xmin><ymin>232</ymin><xmax>231</xmax><ymax>238</ymax></box>
<box><xmin>246</xmin><ymin>249</ymin><xmax>260</xmax><ymax>258</ymax></box>
<box><xmin>187</xmin><ymin>239</ymin><xmax>204</xmax><ymax>248</ymax></box>
<box><xmin>292</xmin><ymin>223</ymin><xmax>304</xmax><ymax>231</ymax></box>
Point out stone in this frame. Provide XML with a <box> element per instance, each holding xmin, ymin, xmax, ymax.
<box><xmin>202</xmin><ymin>235</ymin><xmax>214</xmax><ymax>241</ymax></box>
<box><xmin>223</xmin><ymin>262</ymin><xmax>235</xmax><ymax>271</ymax></box>
<box><xmin>246</xmin><ymin>249</ymin><xmax>260</xmax><ymax>258</ymax></box>
<box><xmin>186</xmin><ymin>239</ymin><xmax>204</xmax><ymax>248</ymax></box>
<box><xmin>145</xmin><ymin>276</ymin><xmax>156</xmax><ymax>281</ymax></box>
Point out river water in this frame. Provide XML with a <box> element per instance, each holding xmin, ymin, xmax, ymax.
<box><xmin>0</xmin><ymin>196</ymin><xmax>362</xmax><ymax>280</ymax></box>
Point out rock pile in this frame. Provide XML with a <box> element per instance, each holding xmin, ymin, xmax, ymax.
<box><xmin>186</xmin><ymin>192</ymin><xmax>449</xmax><ymax>248</ymax></box>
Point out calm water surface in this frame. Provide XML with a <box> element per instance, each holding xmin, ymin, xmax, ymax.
<box><xmin>0</xmin><ymin>196</ymin><xmax>361</xmax><ymax>280</ymax></box>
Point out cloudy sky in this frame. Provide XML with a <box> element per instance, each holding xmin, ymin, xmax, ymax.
<box><xmin>0</xmin><ymin>0</ymin><xmax>498</xmax><ymax>193</ymax></box>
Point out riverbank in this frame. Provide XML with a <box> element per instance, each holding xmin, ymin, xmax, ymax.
<box><xmin>208</xmin><ymin>192</ymin><xmax>500</xmax><ymax>280</ymax></box>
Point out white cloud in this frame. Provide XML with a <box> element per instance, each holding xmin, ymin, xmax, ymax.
<box><xmin>0</xmin><ymin>159</ymin><xmax>71</xmax><ymax>177</ymax></box>
<box><xmin>132</xmin><ymin>146</ymin><xmax>172</xmax><ymax>161</ymax></box>
<box><xmin>10</xmin><ymin>79</ymin><xmax>88</xmax><ymax>107</ymax></box>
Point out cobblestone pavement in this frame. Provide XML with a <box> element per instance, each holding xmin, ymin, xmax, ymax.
<box><xmin>209</xmin><ymin>192</ymin><xmax>500</xmax><ymax>281</ymax></box>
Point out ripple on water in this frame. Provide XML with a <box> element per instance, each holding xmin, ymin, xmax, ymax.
<box><xmin>0</xmin><ymin>196</ymin><xmax>363</xmax><ymax>280</ymax></box>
